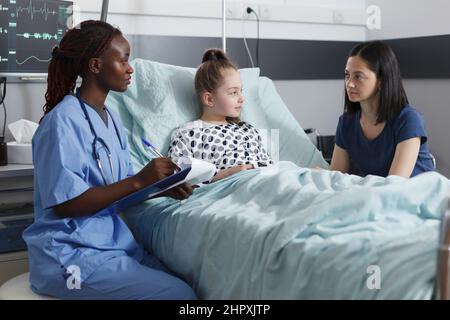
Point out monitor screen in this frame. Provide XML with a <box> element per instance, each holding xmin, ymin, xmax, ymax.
<box><xmin>0</xmin><ymin>0</ymin><xmax>73</xmax><ymax>78</ymax></box>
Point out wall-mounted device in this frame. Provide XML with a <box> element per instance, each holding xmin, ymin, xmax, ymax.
<box><xmin>0</xmin><ymin>0</ymin><xmax>73</xmax><ymax>82</ymax></box>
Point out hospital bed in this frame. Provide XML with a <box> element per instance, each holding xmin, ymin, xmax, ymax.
<box><xmin>106</xmin><ymin>58</ymin><xmax>450</xmax><ymax>300</ymax></box>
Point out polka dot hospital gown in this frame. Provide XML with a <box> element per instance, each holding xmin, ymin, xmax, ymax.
<box><xmin>168</xmin><ymin>120</ymin><xmax>273</xmax><ymax>171</ymax></box>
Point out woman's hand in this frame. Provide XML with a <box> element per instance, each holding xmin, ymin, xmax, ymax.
<box><xmin>132</xmin><ymin>158</ymin><xmax>179</xmax><ymax>190</ymax></box>
<box><xmin>211</xmin><ymin>164</ymin><xmax>254</xmax><ymax>182</ymax></box>
<box><xmin>158</xmin><ymin>183</ymin><xmax>197</xmax><ymax>200</ymax></box>
<box><xmin>135</xmin><ymin>158</ymin><xmax>198</xmax><ymax>200</ymax></box>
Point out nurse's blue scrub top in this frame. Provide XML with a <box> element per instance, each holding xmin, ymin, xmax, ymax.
<box><xmin>23</xmin><ymin>95</ymin><xmax>143</xmax><ymax>288</ymax></box>
<box><xmin>335</xmin><ymin>105</ymin><xmax>435</xmax><ymax>177</ymax></box>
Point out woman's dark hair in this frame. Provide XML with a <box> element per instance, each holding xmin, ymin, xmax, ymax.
<box><xmin>344</xmin><ymin>40</ymin><xmax>409</xmax><ymax>124</ymax></box>
<box><xmin>195</xmin><ymin>48</ymin><xmax>242</xmax><ymax>125</ymax></box>
<box><xmin>42</xmin><ymin>20</ymin><xmax>122</xmax><ymax>117</ymax></box>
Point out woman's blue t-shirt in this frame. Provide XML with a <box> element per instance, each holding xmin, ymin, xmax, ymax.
<box><xmin>335</xmin><ymin>105</ymin><xmax>435</xmax><ymax>177</ymax></box>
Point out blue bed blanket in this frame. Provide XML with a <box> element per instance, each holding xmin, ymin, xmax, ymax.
<box><xmin>124</xmin><ymin>162</ymin><xmax>450</xmax><ymax>299</ymax></box>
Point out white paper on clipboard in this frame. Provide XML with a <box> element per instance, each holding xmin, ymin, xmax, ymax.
<box><xmin>144</xmin><ymin>157</ymin><xmax>217</xmax><ymax>199</ymax></box>
<box><xmin>112</xmin><ymin>157</ymin><xmax>217</xmax><ymax>211</ymax></box>
<box><xmin>177</xmin><ymin>156</ymin><xmax>217</xmax><ymax>185</ymax></box>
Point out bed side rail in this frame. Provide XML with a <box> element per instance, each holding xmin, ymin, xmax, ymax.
<box><xmin>436</xmin><ymin>199</ymin><xmax>450</xmax><ymax>300</ymax></box>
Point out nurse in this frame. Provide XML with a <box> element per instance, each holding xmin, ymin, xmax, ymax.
<box><xmin>23</xmin><ymin>20</ymin><xmax>197</xmax><ymax>300</ymax></box>
<box><xmin>329</xmin><ymin>41</ymin><xmax>435</xmax><ymax>178</ymax></box>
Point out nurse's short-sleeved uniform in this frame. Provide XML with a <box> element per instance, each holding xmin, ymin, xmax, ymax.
<box><xmin>22</xmin><ymin>95</ymin><xmax>196</xmax><ymax>300</ymax></box>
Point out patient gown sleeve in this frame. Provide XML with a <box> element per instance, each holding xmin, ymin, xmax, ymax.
<box><xmin>167</xmin><ymin>128</ymin><xmax>193</xmax><ymax>165</ymax></box>
<box><xmin>250</xmin><ymin>125</ymin><xmax>274</xmax><ymax>166</ymax></box>
<box><xmin>34</xmin><ymin>113</ymin><xmax>90</xmax><ymax>209</ymax></box>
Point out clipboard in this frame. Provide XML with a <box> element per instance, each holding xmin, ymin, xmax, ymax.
<box><xmin>111</xmin><ymin>157</ymin><xmax>217</xmax><ymax>212</ymax></box>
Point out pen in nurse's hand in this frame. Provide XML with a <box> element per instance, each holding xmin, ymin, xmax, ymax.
<box><xmin>141</xmin><ymin>138</ymin><xmax>181</xmax><ymax>172</ymax></box>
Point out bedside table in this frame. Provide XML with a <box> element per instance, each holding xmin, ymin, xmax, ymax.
<box><xmin>0</xmin><ymin>251</ymin><xmax>29</xmax><ymax>286</ymax></box>
<box><xmin>0</xmin><ymin>164</ymin><xmax>34</xmax><ymax>286</ymax></box>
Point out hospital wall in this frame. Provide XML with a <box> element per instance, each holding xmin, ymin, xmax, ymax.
<box><xmin>4</xmin><ymin>0</ymin><xmax>362</xmax><ymax>156</ymax></box>
<box><xmin>3</xmin><ymin>0</ymin><xmax>450</xmax><ymax>178</ymax></box>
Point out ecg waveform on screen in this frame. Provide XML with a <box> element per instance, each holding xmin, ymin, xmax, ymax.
<box><xmin>17</xmin><ymin>32</ymin><xmax>59</xmax><ymax>40</ymax></box>
<box><xmin>14</xmin><ymin>0</ymin><xmax>58</xmax><ymax>21</ymax></box>
<box><xmin>16</xmin><ymin>55</ymin><xmax>51</xmax><ymax>65</ymax></box>
<box><xmin>1</xmin><ymin>0</ymin><xmax>73</xmax><ymax>73</ymax></box>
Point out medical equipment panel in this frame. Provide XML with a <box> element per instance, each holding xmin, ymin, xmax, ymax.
<box><xmin>0</xmin><ymin>0</ymin><xmax>73</xmax><ymax>77</ymax></box>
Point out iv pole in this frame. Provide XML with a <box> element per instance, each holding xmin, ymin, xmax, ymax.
<box><xmin>100</xmin><ymin>0</ymin><xmax>109</xmax><ymax>21</ymax></box>
<box><xmin>222</xmin><ymin>0</ymin><xmax>226</xmax><ymax>52</ymax></box>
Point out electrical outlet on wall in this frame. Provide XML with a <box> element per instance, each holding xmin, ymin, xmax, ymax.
<box><xmin>333</xmin><ymin>10</ymin><xmax>344</xmax><ymax>24</ymax></box>
<box><xmin>226</xmin><ymin>3</ymin><xmax>240</xmax><ymax>19</ymax></box>
<box><xmin>240</xmin><ymin>2</ymin><xmax>258</xmax><ymax>20</ymax></box>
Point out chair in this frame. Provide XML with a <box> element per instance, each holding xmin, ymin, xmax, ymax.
<box><xmin>430</xmin><ymin>153</ymin><xmax>437</xmax><ymax>169</ymax></box>
<box><xmin>304</xmin><ymin>128</ymin><xmax>334</xmax><ymax>164</ymax></box>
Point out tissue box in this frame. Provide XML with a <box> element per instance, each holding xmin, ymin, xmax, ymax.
<box><xmin>7</xmin><ymin>142</ymin><xmax>32</xmax><ymax>164</ymax></box>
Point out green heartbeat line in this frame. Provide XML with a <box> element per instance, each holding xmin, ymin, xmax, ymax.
<box><xmin>17</xmin><ymin>32</ymin><xmax>58</xmax><ymax>40</ymax></box>
<box><xmin>15</xmin><ymin>1</ymin><xmax>57</xmax><ymax>21</ymax></box>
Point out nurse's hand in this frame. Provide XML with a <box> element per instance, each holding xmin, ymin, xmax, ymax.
<box><xmin>54</xmin><ymin>158</ymin><xmax>193</xmax><ymax>219</ymax></box>
<box><xmin>160</xmin><ymin>183</ymin><xmax>197</xmax><ymax>200</ymax></box>
<box><xmin>133</xmin><ymin>158</ymin><xmax>179</xmax><ymax>190</ymax></box>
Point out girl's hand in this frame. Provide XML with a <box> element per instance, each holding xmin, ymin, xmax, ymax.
<box><xmin>238</xmin><ymin>164</ymin><xmax>255</xmax><ymax>171</ymax></box>
<box><xmin>212</xmin><ymin>164</ymin><xmax>255</xmax><ymax>182</ymax></box>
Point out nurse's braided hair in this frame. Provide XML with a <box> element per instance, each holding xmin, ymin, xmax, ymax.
<box><xmin>43</xmin><ymin>20</ymin><xmax>122</xmax><ymax>118</ymax></box>
<box><xmin>195</xmin><ymin>48</ymin><xmax>242</xmax><ymax>125</ymax></box>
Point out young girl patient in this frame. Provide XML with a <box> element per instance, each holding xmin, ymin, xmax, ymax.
<box><xmin>168</xmin><ymin>48</ymin><xmax>273</xmax><ymax>182</ymax></box>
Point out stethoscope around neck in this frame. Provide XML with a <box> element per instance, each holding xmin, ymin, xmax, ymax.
<box><xmin>76</xmin><ymin>88</ymin><xmax>125</xmax><ymax>185</ymax></box>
